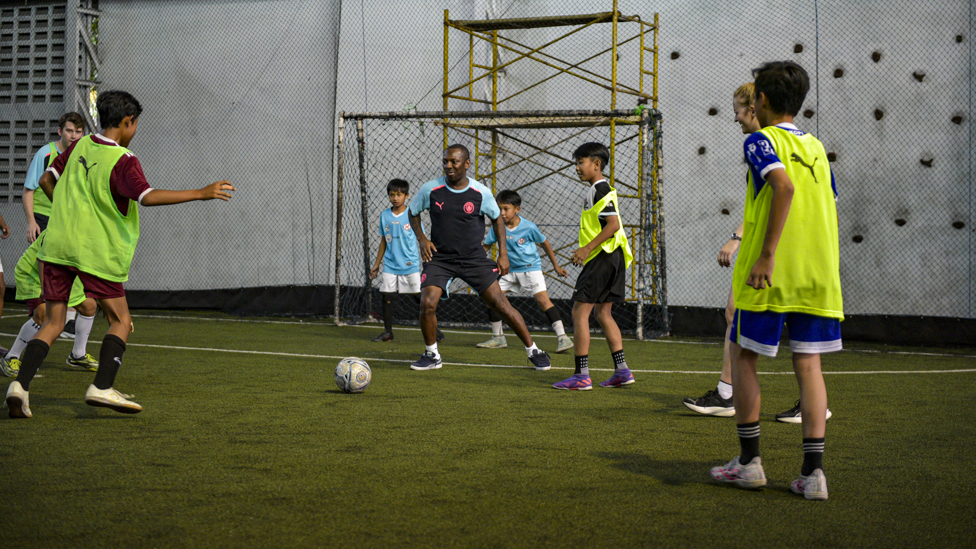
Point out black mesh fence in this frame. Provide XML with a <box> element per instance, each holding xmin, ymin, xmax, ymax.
<box><xmin>335</xmin><ymin>109</ymin><xmax>667</xmax><ymax>338</ymax></box>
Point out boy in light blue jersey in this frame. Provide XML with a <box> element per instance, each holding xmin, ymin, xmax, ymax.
<box><xmin>478</xmin><ymin>190</ymin><xmax>572</xmax><ymax>353</ymax></box>
<box><xmin>369</xmin><ymin>179</ymin><xmax>442</xmax><ymax>343</ymax></box>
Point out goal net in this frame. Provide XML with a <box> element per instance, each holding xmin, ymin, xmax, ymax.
<box><xmin>335</xmin><ymin>109</ymin><xmax>668</xmax><ymax>339</ymax></box>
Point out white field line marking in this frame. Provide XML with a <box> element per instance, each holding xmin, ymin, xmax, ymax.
<box><xmin>5</xmin><ymin>305</ymin><xmax>974</xmax><ymax>360</ymax></box>
<box><xmin>5</xmin><ymin>332</ymin><xmax>973</xmax><ymax>375</ymax></box>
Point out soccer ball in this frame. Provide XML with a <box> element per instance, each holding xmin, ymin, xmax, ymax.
<box><xmin>335</xmin><ymin>357</ymin><xmax>371</xmax><ymax>393</ymax></box>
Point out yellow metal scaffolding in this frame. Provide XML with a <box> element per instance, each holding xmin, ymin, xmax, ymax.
<box><xmin>435</xmin><ymin>5</ymin><xmax>664</xmax><ymax>333</ymax></box>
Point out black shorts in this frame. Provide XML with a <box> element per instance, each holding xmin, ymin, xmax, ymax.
<box><xmin>421</xmin><ymin>255</ymin><xmax>500</xmax><ymax>296</ymax></box>
<box><xmin>573</xmin><ymin>247</ymin><xmax>626</xmax><ymax>303</ymax></box>
<box><xmin>34</xmin><ymin>213</ymin><xmax>49</xmax><ymax>232</ymax></box>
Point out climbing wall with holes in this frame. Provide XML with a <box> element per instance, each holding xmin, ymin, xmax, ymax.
<box><xmin>818</xmin><ymin>3</ymin><xmax>972</xmax><ymax>317</ymax></box>
<box><xmin>658</xmin><ymin>0</ymin><xmax>973</xmax><ymax>318</ymax></box>
<box><xmin>0</xmin><ymin>1</ymin><xmax>67</xmax><ymax>204</ymax></box>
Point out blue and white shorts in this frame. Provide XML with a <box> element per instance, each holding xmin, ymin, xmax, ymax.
<box><xmin>730</xmin><ymin>309</ymin><xmax>842</xmax><ymax>358</ymax></box>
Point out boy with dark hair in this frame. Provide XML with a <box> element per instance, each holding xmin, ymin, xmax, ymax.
<box><xmin>23</xmin><ymin>111</ymin><xmax>86</xmax><ymax>240</ymax></box>
<box><xmin>552</xmin><ymin>142</ymin><xmax>634</xmax><ymax>391</ymax></box>
<box><xmin>369</xmin><ymin>179</ymin><xmax>443</xmax><ymax>343</ymax></box>
<box><xmin>710</xmin><ymin>62</ymin><xmax>842</xmax><ymax>500</ymax></box>
<box><xmin>476</xmin><ymin>191</ymin><xmax>573</xmax><ymax>353</ymax></box>
<box><xmin>4</xmin><ymin>90</ymin><xmax>235</xmax><ymax>418</ymax></box>
<box><xmin>407</xmin><ymin>144</ymin><xmax>551</xmax><ymax>372</ymax></box>
<box><xmin>478</xmin><ymin>189</ymin><xmax>572</xmax><ymax>353</ymax></box>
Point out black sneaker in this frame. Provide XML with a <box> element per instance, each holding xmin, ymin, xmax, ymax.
<box><xmin>372</xmin><ymin>332</ymin><xmax>394</xmax><ymax>342</ymax></box>
<box><xmin>775</xmin><ymin>399</ymin><xmax>833</xmax><ymax>424</ymax></box>
<box><xmin>528</xmin><ymin>349</ymin><xmax>551</xmax><ymax>371</ymax></box>
<box><xmin>59</xmin><ymin>319</ymin><xmax>76</xmax><ymax>340</ymax></box>
<box><xmin>682</xmin><ymin>389</ymin><xmax>735</xmax><ymax>417</ymax></box>
<box><xmin>410</xmin><ymin>351</ymin><xmax>442</xmax><ymax>371</ymax></box>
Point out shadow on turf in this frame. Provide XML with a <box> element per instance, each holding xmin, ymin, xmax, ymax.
<box><xmin>597</xmin><ymin>451</ymin><xmax>713</xmax><ymax>486</ymax></box>
<box><xmin>2</xmin><ymin>393</ymin><xmax>141</xmax><ymax>420</ymax></box>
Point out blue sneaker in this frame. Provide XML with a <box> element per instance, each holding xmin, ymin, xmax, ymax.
<box><xmin>599</xmin><ymin>368</ymin><xmax>635</xmax><ymax>388</ymax></box>
<box><xmin>528</xmin><ymin>349</ymin><xmax>551</xmax><ymax>371</ymax></box>
<box><xmin>552</xmin><ymin>374</ymin><xmax>592</xmax><ymax>391</ymax></box>
<box><xmin>410</xmin><ymin>351</ymin><xmax>442</xmax><ymax>371</ymax></box>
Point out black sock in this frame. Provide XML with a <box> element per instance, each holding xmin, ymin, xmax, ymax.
<box><xmin>381</xmin><ymin>293</ymin><xmax>394</xmax><ymax>334</ymax></box>
<box><xmin>611</xmin><ymin>349</ymin><xmax>627</xmax><ymax>370</ymax></box>
<box><xmin>574</xmin><ymin>355</ymin><xmax>589</xmax><ymax>376</ymax></box>
<box><xmin>801</xmin><ymin>438</ymin><xmax>825</xmax><ymax>475</ymax></box>
<box><xmin>93</xmin><ymin>334</ymin><xmax>126</xmax><ymax>390</ymax></box>
<box><xmin>15</xmin><ymin>339</ymin><xmax>50</xmax><ymax>391</ymax></box>
<box><xmin>544</xmin><ymin>306</ymin><xmax>561</xmax><ymax>325</ymax></box>
<box><xmin>737</xmin><ymin>421</ymin><xmax>761</xmax><ymax>465</ymax></box>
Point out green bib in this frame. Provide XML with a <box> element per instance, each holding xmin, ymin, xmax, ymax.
<box><xmin>32</xmin><ymin>142</ymin><xmax>58</xmax><ymax>217</ymax></box>
<box><xmin>579</xmin><ymin>186</ymin><xmax>633</xmax><ymax>268</ymax></box>
<box><xmin>38</xmin><ymin>136</ymin><xmax>140</xmax><ymax>282</ymax></box>
<box><xmin>15</xmin><ymin>230</ymin><xmax>86</xmax><ymax>307</ymax></box>
<box><xmin>733</xmin><ymin>126</ymin><xmax>843</xmax><ymax>320</ymax></box>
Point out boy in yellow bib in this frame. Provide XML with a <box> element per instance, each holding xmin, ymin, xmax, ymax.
<box><xmin>5</xmin><ymin>90</ymin><xmax>235</xmax><ymax>419</ymax></box>
<box><xmin>710</xmin><ymin>62</ymin><xmax>842</xmax><ymax>500</ymax></box>
<box><xmin>552</xmin><ymin>143</ymin><xmax>634</xmax><ymax>390</ymax></box>
<box><xmin>0</xmin><ymin>230</ymin><xmax>99</xmax><ymax>378</ymax></box>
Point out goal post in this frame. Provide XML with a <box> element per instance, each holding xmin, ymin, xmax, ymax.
<box><xmin>335</xmin><ymin>109</ymin><xmax>668</xmax><ymax>339</ymax></box>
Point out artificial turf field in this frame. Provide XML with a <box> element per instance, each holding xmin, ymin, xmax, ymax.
<box><xmin>1</xmin><ymin>308</ymin><xmax>974</xmax><ymax>548</ymax></box>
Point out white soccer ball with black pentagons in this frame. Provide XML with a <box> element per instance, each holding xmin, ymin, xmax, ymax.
<box><xmin>335</xmin><ymin>357</ymin><xmax>371</xmax><ymax>393</ymax></box>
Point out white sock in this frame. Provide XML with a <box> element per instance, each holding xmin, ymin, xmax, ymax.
<box><xmin>717</xmin><ymin>380</ymin><xmax>733</xmax><ymax>400</ymax></box>
<box><xmin>65</xmin><ymin>309</ymin><xmax>77</xmax><ymax>322</ymax></box>
<box><xmin>525</xmin><ymin>343</ymin><xmax>539</xmax><ymax>357</ymax></box>
<box><xmin>425</xmin><ymin>343</ymin><xmax>439</xmax><ymax>357</ymax></box>
<box><xmin>8</xmin><ymin>319</ymin><xmax>41</xmax><ymax>359</ymax></box>
<box><xmin>71</xmin><ymin>314</ymin><xmax>96</xmax><ymax>358</ymax></box>
<box><xmin>491</xmin><ymin>321</ymin><xmax>504</xmax><ymax>337</ymax></box>
<box><xmin>552</xmin><ymin>320</ymin><xmax>566</xmax><ymax>337</ymax></box>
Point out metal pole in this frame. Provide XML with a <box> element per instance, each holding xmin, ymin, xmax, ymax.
<box><xmin>356</xmin><ymin>119</ymin><xmax>373</xmax><ymax>320</ymax></box>
<box><xmin>334</xmin><ymin>115</ymin><xmax>347</xmax><ymax>325</ymax></box>
<box><xmin>655</xmin><ymin>112</ymin><xmax>669</xmax><ymax>335</ymax></box>
<box><xmin>443</xmin><ymin>9</ymin><xmax>450</xmax><ymax>148</ymax></box>
<box><xmin>609</xmin><ymin>0</ymin><xmax>619</xmax><ymax>186</ymax></box>
<box><xmin>637</xmin><ymin>109</ymin><xmax>650</xmax><ymax>340</ymax></box>
<box><xmin>653</xmin><ymin>13</ymin><xmax>659</xmax><ymax>110</ymax></box>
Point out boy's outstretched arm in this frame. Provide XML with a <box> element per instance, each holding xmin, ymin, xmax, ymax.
<box><xmin>492</xmin><ymin>216</ymin><xmax>509</xmax><ymax>275</ymax></box>
<box><xmin>141</xmin><ymin>181</ymin><xmax>235</xmax><ymax>206</ymax></box>
<box><xmin>409</xmin><ymin>212</ymin><xmax>435</xmax><ymax>262</ymax></box>
<box><xmin>370</xmin><ymin>239</ymin><xmax>387</xmax><ymax>279</ymax></box>
<box><xmin>540</xmin><ymin>240</ymin><xmax>567</xmax><ymax>277</ymax></box>
<box><xmin>571</xmin><ymin>215</ymin><xmax>619</xmax><ymax>266</ymax></box>
<box><xmin>747</xmin><ymin>169</ymin><xmax>793</xmax><ymax>289</ymax></box>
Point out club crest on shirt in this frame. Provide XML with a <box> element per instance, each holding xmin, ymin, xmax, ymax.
<box><xmin>464</xmin><ymin>202</ymin><xmax>475</xmax><ymax>214</ymax></box>
<box><xmin>518</xmin><ymin>238</ymin><xmax>526</xmax><ymax>245</ymax></box>
<box><xmin>403</xmin><ymin>224</ymin><xmax>411</xmax><ymax>232</ymax></box>
<box><xmin>385</xmin><ymin>235</ymin><xmax>393</xmax><ymax>243</ymax></box>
